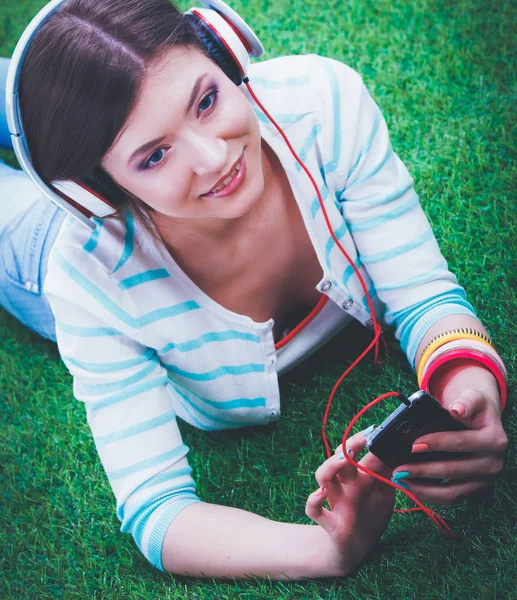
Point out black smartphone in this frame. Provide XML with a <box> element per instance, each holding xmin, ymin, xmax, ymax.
<box><xmin>366</xmin><ymin>390</ymin><xmax>468</xmax><ymax>469</ymax></box>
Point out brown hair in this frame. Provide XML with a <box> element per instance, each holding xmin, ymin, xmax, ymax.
<box><xmin>19</xmin><ymin>0</ymin><xmax>205</xmax><ymax>237</ymax></box>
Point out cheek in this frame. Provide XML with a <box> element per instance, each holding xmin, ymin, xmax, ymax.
<box><xmin>221</xmin><ymin>91</ymin><xmax>258</xmax><ymax>137</ymax></box>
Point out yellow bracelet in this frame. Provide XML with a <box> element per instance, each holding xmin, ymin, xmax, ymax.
<box><xmin>416</xmin><ymin>329</ymin><xmax>495</xmax><ymax>385</ymax></box>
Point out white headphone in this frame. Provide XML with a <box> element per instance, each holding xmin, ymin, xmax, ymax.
<box><xmin>5</xmin><ymin>0</ymin><xmax>264</xmax><ymax>229</ymax></box>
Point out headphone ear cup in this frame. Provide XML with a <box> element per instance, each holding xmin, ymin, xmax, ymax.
<box><xmin>186</xmin><ymin>12</ymin><xmax>242</xmax><ymax>85</ymax></box>
<box><xmin>53</xmin><ymin>167</ymin><xmax>125</xmax><ymax>219</ymax></box>
<box><xmin>82</xmin><ymin>167</ymin><xmax>126</xmax><ymax>207</ymax></box>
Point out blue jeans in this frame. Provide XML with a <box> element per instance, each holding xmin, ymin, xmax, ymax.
<box><xmin>0</xmin><ymin>57</ymin><xmax>64</xmax><ymax>341</ymax></box>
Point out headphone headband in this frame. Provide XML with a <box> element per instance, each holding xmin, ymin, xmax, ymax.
<box><xmin>5</xmin><ymin>0</ymin><xmax>264</xmax><ymax>229</ymax></box>
<box><xmin>197</xmin><ymin>0</ymin><xmax>264</xmax><ymax>58</ymax></box>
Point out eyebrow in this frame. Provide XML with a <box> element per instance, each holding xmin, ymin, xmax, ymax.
<box><xmin>128</xmin><ymin>73</ymin><xmax>209</xmax><ymax>165</ymax></box>
<box><xmin>186</xmin><ymin>73</ymin><xmax>209</xmax><ymax>113</ymax></box>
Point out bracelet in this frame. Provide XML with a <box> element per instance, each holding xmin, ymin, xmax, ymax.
<box><xmin>416</xmin><ymin>329</ymin><xmax>495</xmax><ymax>384</ymax></box>
<box><xmin>421</xmin><ymin>327</ymin><xmax>493</xmax><ymax>353</ymax></box>
<box><xmin>419</xmin><ymin>339</ymin><xmax>508</xmax><ymax>386</ymax></box>
<box><xmin>420</xmin><ymin>348</ymin><xmax>507</xmax><ymax>412</ymax></box>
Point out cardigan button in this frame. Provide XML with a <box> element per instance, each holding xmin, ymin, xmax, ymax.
<box><xmin>268</xmin><ymin>357</ymin><xmax>276</xmax><ymax>369</ymax></box>
<box><xmin>320</xmin><ymin>280</ymin><xmax>332</xmax><ymax>292</ymax></box>
<box><xmin>342</xmin><ymin>298</ymin><xmax>353</xmax><ymax>310</ymax></box>
<box><xmin>365</xmin><ymin>318</ymin><xmax>374</xmax><ymax>330</ymax></box>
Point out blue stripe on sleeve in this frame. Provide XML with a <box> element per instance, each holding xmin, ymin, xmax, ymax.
<box><xmin>343</xmin><ymin>176</ymin><xmax>413</xmax><ymax>207</ymax></box>
<box><xmin>359</xmin><ymin>230</ymin><xmax>434</xmax><ymax>265</ymax></box>
<box><xmin>64</xmin><ymin>348</ymin><xmax>155</xmax><ymax>373</ymax></box>
<box><xmin>348</xmin><ymin>193</ymin><xmax>419</xmax><ymax>232</ymax></box>
<box><xmin>253</xmin><ymin>110</ymin><xmax>310</xmax><ymax>125</ymax></box>
<box><xmin>373</xmin><ymin>261</ymin><xmax>448</xmax><ymax>292</ymax></box>
<box><xmin>89</xmin><ymin>375</ymin><xmax>169</xmax><ymax>412</ymax></box>
<box><xmin>295</xmin><ymin>125</ymin><xmax>322</xmax><ymax>171</ymax></box>
<box><xmin>107</xmin><ymin>443</ymin><xmax>189</xmax><ymax>480</ymax></box>
<box><xmin>81</xmin><ymin>358</ymin><xmax>159</xmax><ymax>394</ymax></box>
<box><xmin>345</xmin><ymin>146</ymin><xmax>394</xmax><ymax>190</ymax></box>
<box><xmin>95</xmin><ymin>409</ymin><xmax>177</xmax><ymax>446</ymax></box>
<box><xmin>385</xmin><ymin>290</ymin><xmax>477</xmax><ymax>365</ymax></box>
<box><xmin>133</xmin><ymin>466</ymin><xmax>194</xmax><ymax>497</ymax></box>
<box><xmin>124</xmin><ymin>483</ymin><xmax>198</xmax><ymax>540</ymax></box>
<box><xmin>251</xmin><ymin>75</ymin><xmax>310</xmax><ymax>88</ymax></box>
<box><xmin>116</xmin><ymin>467</ymin><xmax>197</xmax><ymax>522</ymax></box>
<box><xmin>320</xmin><ymin>58</ymin><xmax>342</xmax><ymax>174</ymax></box>
<box><xmin>118</xmin><ymin>269</ymin><xmax>170</xmax><ymax>290</ymax></box>
<box><xmin>347</xmin><ymin>110</ymin><xmax>381</xmax><ymax>180</ymax></box>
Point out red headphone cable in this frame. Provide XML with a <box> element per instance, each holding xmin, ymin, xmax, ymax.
<box><xmin>245</xmin><ymin>78</ymin><xmax>458</xmax><ymax>539</ymax></box>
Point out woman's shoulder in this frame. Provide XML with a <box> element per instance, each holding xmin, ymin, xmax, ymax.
<box><xmin>49</xmin><ymin>210</ymin><xmax>143</xmax><ymax>276</ymax></box>
<box><xmin>248</xmin><ymin>53</ymin><xmax>363</xmax><ymax>94</ymax></box>
<box><xmin>247</xmin><ymin>54</ymin><xmax>366</xmax><ymax>141</ymax></box>
<box><xmin>44</xmin><ymin>209</ymin><xmax>156</xmax><ymax>309</ymax></box>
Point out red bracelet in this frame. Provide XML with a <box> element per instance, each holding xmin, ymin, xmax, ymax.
<box><xmin>420</xmin><ymin>348</ymin><xmax>507</xmax><ymax>412</ymax></box>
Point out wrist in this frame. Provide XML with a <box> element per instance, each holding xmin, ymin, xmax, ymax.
<box><xmin>306</xmin><ymin>526</ymin><xmax>359</xmax><ymax>578</ymax></box>
<box><xmin>427</xmin><ymin>358</ymin><xmax>500</xmax><ymax>410</ymax></box>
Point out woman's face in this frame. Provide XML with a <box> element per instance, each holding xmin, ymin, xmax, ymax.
<box><xmin>102</xmin><ymin>46</ymin><xmax>264</xmax><ymax>224</ymax></box>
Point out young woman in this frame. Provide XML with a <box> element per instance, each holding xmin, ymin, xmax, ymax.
<box><xmin>0</xmin><ymin>0</ymin><xmax>507</xmax><ymax>580</ymax></box>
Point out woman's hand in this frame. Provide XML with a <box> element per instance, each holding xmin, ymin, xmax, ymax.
<box><xmin>392</xmin><ymin>361</ymin><xmax>508</xmax><ymax>504</ymax></box>
<box><xmin>305</xmin><ymin>431</ymin><xmax>395</xmax><ymax>577</ymax></box>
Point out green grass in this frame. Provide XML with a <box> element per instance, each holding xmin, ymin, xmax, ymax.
<box><xmin>1</xmin><ymin>0</ymin><xmax>516</xmax><ymax>597</ymax></box>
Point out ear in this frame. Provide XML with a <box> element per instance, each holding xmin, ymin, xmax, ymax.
<box><xmin>185</xmin><ymin>0</ymin><xmax>264</xmax><ymax>85</ymax></box>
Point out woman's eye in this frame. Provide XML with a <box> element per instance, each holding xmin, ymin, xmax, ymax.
<box><xmin>198</xmin><ymin>88</ymin><xmax>219</xmax><ymax>115</ymax></box>
<box><xmin>142</xmin><ymin>148</ymin><xmax>165</xmax><ymax>170</ymax></box>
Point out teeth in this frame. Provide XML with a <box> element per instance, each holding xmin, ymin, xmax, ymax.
<box><xmin>209</xmin><ymin>162</ymin><xmax>240</xmax><ymax>194</ymax></box>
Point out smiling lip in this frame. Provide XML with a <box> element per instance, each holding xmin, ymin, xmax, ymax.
<box><xmin>202</xmin><ymin>152</ymin><xmax>246</xmax><ymax>199</ymax></box>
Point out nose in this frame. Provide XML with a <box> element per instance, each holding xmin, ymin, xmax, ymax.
<box><xmin>184</xmin><ymin>132</ymin><xmax>228</xmax><ymax>176</ymax></box>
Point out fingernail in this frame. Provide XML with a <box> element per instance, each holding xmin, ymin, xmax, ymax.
<box><xmin>361</xmin><ymin>424</ymin><xmax>377</xmax><ymax>436</ymax></box>
<box><xmin>412</xmin><ymin>443</ymin><xmax>429</xmax><ymax>453</ymax></box>
<box><xmin>347</xmin><ymin>448</ymin><xmax>355</xmax><ymax>459</ymax></box>
<box><xmin>451</xmin><ymin>403</ymin><xmax>465</xmax><ymax>416</ymax></box>
<box><xmin>318</xmin><ymin>486</ymin><xmax>326</xmax><ymax>494</ymax></box>
<box><xmin>392</xmin><ymin>471</ymin><xmax>410</xmax><ymax>481</ymax></box>
<box><xmin>336</xmin><ymin>449</ymin><xmax>345</xmax><ymax>459</ymax></box>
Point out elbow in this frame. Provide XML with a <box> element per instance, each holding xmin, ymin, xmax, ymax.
<box><xmin>120</xmin><ymin>487</ymin><xmax>201</xmax><ymax>571</ymax></box>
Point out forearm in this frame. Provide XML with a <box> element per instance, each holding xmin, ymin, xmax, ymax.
<box><xmin>161</xmin><ymin>501</ymin><xmax>342</xmax><ymax>580</ymax></box>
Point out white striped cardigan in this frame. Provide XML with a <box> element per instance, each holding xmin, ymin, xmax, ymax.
<box><xmin>44</xmin><ymin>54</ymin><xmax>476</xmax><ymax>570</ymax></box>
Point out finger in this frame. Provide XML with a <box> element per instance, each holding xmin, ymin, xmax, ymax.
<box><xmin>359</xmin><ymin>451</ymin><xmax>394</xmax><ymax>480</ymax></box>
<box><xmin>316</xmin><ymin>450</ymin><xmax>357</xmax><ymax>498</ymax></box>
<box><xmin>334</xmin><ymin>432</ymin><xmax>372</xmax><ymax>485</ymax></box>
<box><xmin>336</xmin><ymin>448</ymin><xmax>359</xmax><ymax>485</ymax></box>
<box><xmin>412</xmin><ymin>424</ymin><xmax>508</xmax><ymax>455</ymax></box>
<box><xmin>305</xmin><ymin>486</ymin><xmax>333</xmax><ymax>530</ymax></box>
<box><xmin>448</xmin><ymin>388</ymin><xmax>486</xmax><ymax>422</ymax></box>
<box><xmin>393</xmin><ymin>455</ymin><xmax>504</xmax><ymax>481</ymax></box>
<box><xmin>334</xmin><ymin>428</ymin><xmax>371</xmax><ymax>456</ymax></box>
<box><xmin>403</xmin><ymin>477</ymin><xmax>496</xmax><ymax>505</ymax></box>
